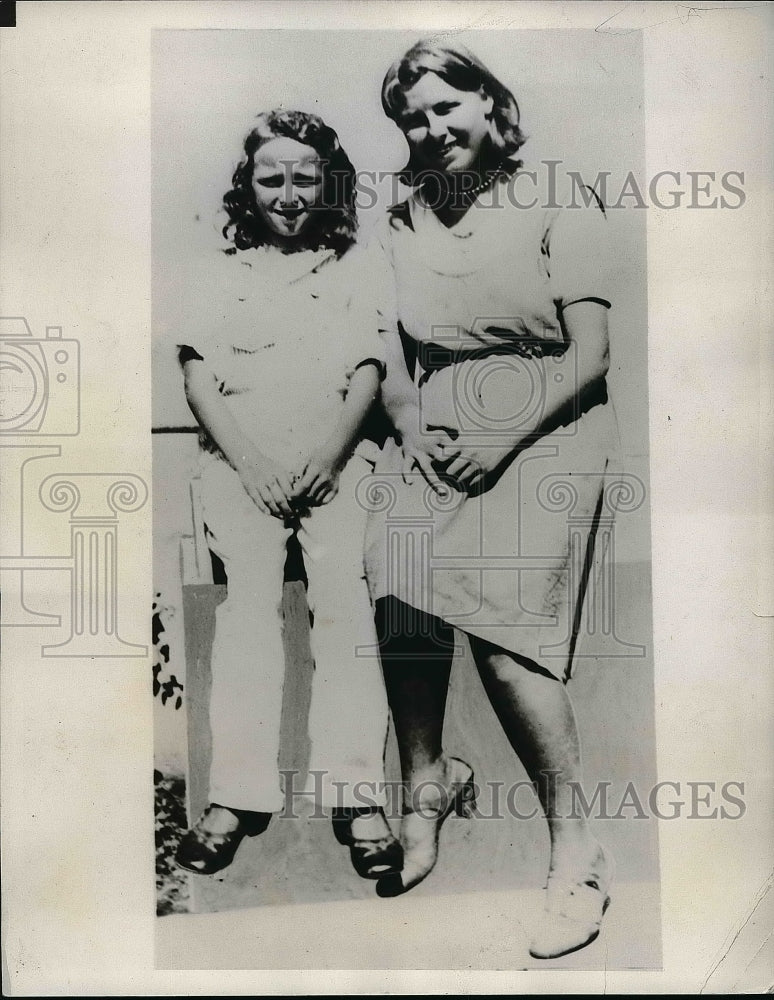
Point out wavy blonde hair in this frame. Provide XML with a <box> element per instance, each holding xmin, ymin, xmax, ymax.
<box><xmin>382</xmin><ymin>39</ymin><xmax>526</xmax><ymax>185</ymax></box>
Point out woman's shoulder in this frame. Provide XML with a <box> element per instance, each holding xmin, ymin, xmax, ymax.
<box><xmin>498</xmin><ymin>161</ymin><xmax>607</xmax><ymax>248</ymax></box>
<box><xmin>203</xmin><ymin>244</ymin><xmax>338</xmax><ymax>288</ymax></box>
<box><xmin>386</xmin><ymin>197</ymin><xmax>415</xmax><ymax>230</ymax></box>
<box><xmin>187</xmin><ymin>246</ymin><xmax>267</xmax><ymax>302</ymax></box>
<box><xmin>358</xmin><ymin>196</ymin><xmax>417</xmax><ymax>264</ymax></box>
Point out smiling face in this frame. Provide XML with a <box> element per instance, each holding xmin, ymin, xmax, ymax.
<box><xmin>397</xmin><ymin>72</ymin><xmax>494</xmax><ymax>174</ymax></box>
<box><xmin>251</xmin><ymin>137</ymin><xmax>323</xmax><ymax>241</ymax></box>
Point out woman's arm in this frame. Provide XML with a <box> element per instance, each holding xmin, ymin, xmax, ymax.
<box><xmin>293</xmin><ymin>363</ymin><xmax>380</xmax><ymax>505</ymax></box>
<box><xmin>324</xmin><ymin>362</ymin><xmax>381</xmax><ymax>464</ymax></box>
<box><xmin>379</xmin><ymin>325</ymin><xmax>457</xmax><ymax>491</ymax></box>
<box><xmin>379</xmin><ymin>326</ymin><xmax>421</xmax><ymax>433</ymax></box>
<box><xmin>535</xmin><ymin>299</ymin><xmax>610</xmax><ymax>430</ymax></box>
<box><xmin>368</xmin><ymin>224</ymin><xmax>457</xmax><ymax>491</ymax></box>
<box><xmin>183</xmin><ymin>357</ymin><xmax>295</xmax><ymax>518</ymax></box>
<box><xmin>445</xmin><ymin>300</ymin><xmax>610</xmax><ymax>488</ymax></box>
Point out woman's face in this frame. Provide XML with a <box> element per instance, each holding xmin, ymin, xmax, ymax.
<box><xmin>397</xmin><ymin>72</ymin><xmax>494</xmax><ymax>174</ymax></box>
<box><xmin>251</xmin><ymin>137</ymin><xmax>323</xmax><ymax>240</ymax></box>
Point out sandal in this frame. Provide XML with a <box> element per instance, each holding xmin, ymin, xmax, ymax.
<box><xmin>331</xmin><ymin>806</ymin><xmax>404</xmax><ymax>880</ymax></box>
<box><xmin>175</xmin><ymin>803</ymin><xmax>271</xmax><ymax>875</ymax></box>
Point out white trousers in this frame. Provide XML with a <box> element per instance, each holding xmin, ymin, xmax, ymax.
<box><xmin>198</xmin><ymin>452</ymin><xmax>388</xmax><ymax>812</ymax></box>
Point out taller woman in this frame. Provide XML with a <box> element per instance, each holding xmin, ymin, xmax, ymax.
<box><xmin>365</xmin><ymin>40</ymin><xmax>620</xmax><ymax>958</ymax></box>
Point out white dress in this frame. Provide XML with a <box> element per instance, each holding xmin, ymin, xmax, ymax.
<box><xmin>364</xmin><ymin>169</ymin><xmax>622</xmax><ymax>681</ymax></box>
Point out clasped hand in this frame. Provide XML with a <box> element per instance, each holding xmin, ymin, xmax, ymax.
<box><xmin>398</xmin><ymin>410</ymin><xmax>516</xmax><ymax>493</ymax></box>
<box><xmin>235</xmin><ymin>445</ymin><xmax>342</xmax><ymax>519</ymax></box>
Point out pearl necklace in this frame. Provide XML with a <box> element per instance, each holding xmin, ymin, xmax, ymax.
<box><xmin>460</xmin><ymin>166</ymin><xmax>506</xmax><ymax>200</ymax></box>
<box><xmin>420</xmin><ymin>165</ymin><xmax>507</xmax><ymax>205</ymax></box>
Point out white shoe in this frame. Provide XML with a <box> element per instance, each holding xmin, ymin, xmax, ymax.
<box><xmin>529</xmin><ymin>844</ymin><xmax>615</xmax><ymax>959</ymax></box>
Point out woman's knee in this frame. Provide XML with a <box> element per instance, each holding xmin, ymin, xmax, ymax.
<box><xmin>471</xmin><ymin>639</ymin><xmax>560</xmax><ymax>687</ymax></box>
<box><xmin>375</xmin><ymin>597</ymin><xmax>456</xmax><ymax>666</ymax></box>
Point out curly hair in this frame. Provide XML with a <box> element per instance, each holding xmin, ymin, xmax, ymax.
<box><xmin>381</xmin><ymin>39</ymin><xmax>526</xmax><ymax>185</ymax></box>
<box><xmin>222</xmin><ymin>109</ymin><xmax>358</xmax><ymax>256</ymax></box>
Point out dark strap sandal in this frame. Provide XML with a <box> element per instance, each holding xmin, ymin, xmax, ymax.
<box><xmin>175</xmin><ymin>804</ymin><xmax>271</xmax><ymax>876</ymax></box>
<box><xmin>331</xmin><ymin>806</ymin><xmax>404</xmax><ymax>880</ymax></box>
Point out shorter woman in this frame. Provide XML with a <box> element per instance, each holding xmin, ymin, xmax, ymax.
<box><xmin>174</xmin><ymin>110</ymin><xmax>401</xmax><ymax>881</ymax></box>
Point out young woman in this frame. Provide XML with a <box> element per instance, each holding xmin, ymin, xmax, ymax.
<box><xmin>174</xmin><ymin>110</ymin><xmax>401</xmax><ymax>882</ymax></box>
<box><xmin>364</xmin><ymin>41</ymin><xmax>619</xmax><ymax>958</ymax></box>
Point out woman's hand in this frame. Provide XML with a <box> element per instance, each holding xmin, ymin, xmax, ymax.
<box><xmin>234</xmin><ymin>449</ymin><xmax>295</xmax><ymax>519</ymax></box>
<box><xmin>292</xmin><ymin>444</ymin><xmax>344</xmax><ymax>507</ymax></box>
<box><xmin>182</xmin><ymin>359</ymin><xmax>295</xmax><ymax>518</ymax></box>
<box><xmin>291</xmin><ymin>364</ymin><xmax>380</xmax><ymax>508</ymax></box>
<box><xmin>435</xmin><ymin>304</ymin><xmax>612</xmax><ymax>492</ymax></box>
<box><xmin>393</xmin><ymin>404</ymin><xmax>460</xmax><ymax>493</ymax></box>
<box><xmin>442</xmin><ymin>440</ymin><xmax>516</xmax><ymax>492</ymax></box>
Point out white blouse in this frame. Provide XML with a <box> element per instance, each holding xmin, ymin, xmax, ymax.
<box><xmin>177</xmin><ymin>243</ymin><xmax>385</xmax><ymax>466</ymax></box>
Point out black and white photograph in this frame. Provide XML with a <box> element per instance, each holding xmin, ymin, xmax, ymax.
<box><xmin>152</xmin><ymin>28</ymin><xmax>660</xmax><ymax>969</ymax></box>
<box><xmin>2</xmin><ymin>1</ymin><xmax>772</xmax><ymax>993</ymax></box>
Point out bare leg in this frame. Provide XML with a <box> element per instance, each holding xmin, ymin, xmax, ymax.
<box><xmin>374</xmin><ymin>597</ymin><xmax>467</xmax><ymax>895</ymax></box>
<box><xmin>468</xmin><ymin>636</ymin><xmax>601</xmax><ymax>869</ymax></box>
<box><xmin>375</xmin><ymin>596</ymin><xmax>456</xmax><ymax>786</ymax></box>
<box><xmin>468</xmin><ymin>637</ymin><xmax>612</xmax><ymax>956</ymax></box>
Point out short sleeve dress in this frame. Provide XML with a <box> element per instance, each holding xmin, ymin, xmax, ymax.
<box><xmin>363</xmin><ymin>168</ymin><xmax>622</xmax><ymax>681</ymax></box>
